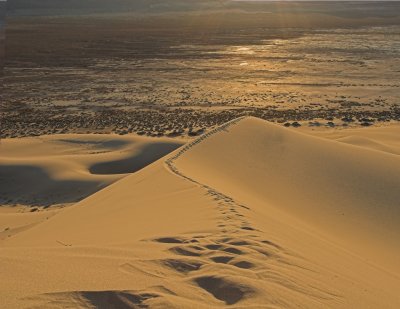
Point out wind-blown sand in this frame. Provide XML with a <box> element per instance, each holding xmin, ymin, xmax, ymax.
<box><xmin>1</xmin><ymin>117</ymin><xmax>399</xmax><ymax>308</ymax></box>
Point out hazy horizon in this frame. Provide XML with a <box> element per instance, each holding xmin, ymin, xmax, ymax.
<box><xmin>5</xmin><ymin>0</ymin><xmax>400</xmax><ymax>17</ymax></box>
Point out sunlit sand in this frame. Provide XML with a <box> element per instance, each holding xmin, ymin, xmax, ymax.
<box><xmin>1</xmin><ymin>1</ymin><xmax>400</xmax><ymax>308</ymax></box>
<box><xmin>1</xmin><ymin>118</ymin><xmax>399</xmax><ymax>308</ymax></box>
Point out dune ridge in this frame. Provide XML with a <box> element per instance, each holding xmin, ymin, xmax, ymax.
<box><xmin>1</xmin><ymin>117</ymin><xmax>399</xmax><ymax>308</ymax></box>
<box><xmin>173</xmin><ymin>117</ymin><xmax>400</xmax><ymax>272</ymax></box>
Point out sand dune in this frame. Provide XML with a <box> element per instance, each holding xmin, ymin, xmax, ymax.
<box><xmin>1</xmin><ymin>118</ymin><xmax>399</xmax><ymax>308</ymax></box>
<box><xmin>0</xmin><ymin>134</ymin><xmax>183</xmax><ymax>208</ymax></box>
<box><xmin>0</xmin><ymin>134</ymin><xmax>183</xmax><ymax>249</ymax></box>
<box><xmin>174</xmin><ymin>118</ymin><xmax>400</xmax><ymax>273</ymax></box>
<box><xmin>303</xmin><ymin>124</ymin><xmax>400</xmax><ymax>156</ymax></box>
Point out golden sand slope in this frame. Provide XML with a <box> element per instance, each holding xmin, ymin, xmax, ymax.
<box><xmin>1</xmin><ymin>118</ymin><xmax>399</xmax><ymax>308</ymax></box>
<box><xmin>0</xmin><ymin>134</ymin><xmax>182</xmax><ymax>241</ymax></box>
<box><xmin>0</xmin><ymin>134</ymin><xmax>183</xmax><ymax>208</ymax></box>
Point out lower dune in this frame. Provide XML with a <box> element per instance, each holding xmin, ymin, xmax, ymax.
<box><xmin>0</xmin><ymin>134</ymin><xmax>183</xmax><ymax>208</ymax></box>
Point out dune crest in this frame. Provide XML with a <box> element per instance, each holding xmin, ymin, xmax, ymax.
<box><xmin>173</xmin><ymin>117</ymin><xmax>400</xmax><ymax>273</ymax></box>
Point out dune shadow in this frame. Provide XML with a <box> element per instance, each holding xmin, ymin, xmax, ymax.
<box><xmin>57</xmin><ymin>138</ymin><xmax>130</xmax><ymax>149</ymax></box>
<box><xmin>0</xmin><ymin>142</ymin><xmax>182</xmax><ymax>207</ymax></box>
<box><xmin>0</xmin><ymin>165</ymin><xmax>105</xmax><ymax>207</ymax></box>
<box><xmin>89</xmin><ymin>142</ymin><xmax>182</xmax><ymax>175</ymax></box>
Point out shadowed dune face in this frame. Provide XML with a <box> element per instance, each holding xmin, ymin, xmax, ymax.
<box><xmin>89</xmin><ymin>143</ymin><xmax>182</xmax><ymax>175</ymax></box>
<box><xmin>57</xmin><ymin>138</ymin><xmax>131</xmax><ymax>149</ymax></box>
<box><xmin>0</xmin><ymin>165</ymin><xmax>104</xmax><ymax>207</ymax></box>
<box><xmin>0</xmin><ymin>134</ymin><xmax>184</xmax><ymax>207</ymax></box>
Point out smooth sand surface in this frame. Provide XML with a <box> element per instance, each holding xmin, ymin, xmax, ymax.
<box><xmin>0</xmin><ymin>134</ymin><xmax>183</xmax><ymax>208</ymax></box>
<box><xmin>0</xmin><ymin>134</ymin><xmax>183</xmax><ymax>247</ymax></box>
<box><xmin>1</xmin><ymin>118</ymin><xmax>399</xmax><ymax>308</ymax></box>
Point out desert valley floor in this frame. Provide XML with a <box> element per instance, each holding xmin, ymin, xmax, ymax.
<box><xmin>1</xmin><ymin>117</ymin><xmax>399</xmax><ymax>308</ymax></box>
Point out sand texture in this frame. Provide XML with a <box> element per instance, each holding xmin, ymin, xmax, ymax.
<box><xmin>1</xmin><ymin>117</ymin><xmax>399</xmax><ymax>308</ymax></box>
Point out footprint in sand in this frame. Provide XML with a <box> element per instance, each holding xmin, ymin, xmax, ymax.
<box><xmin>162</xmin><ymin>259</ymin><xmax>204</xmax><ymax>274</ymax></box>
<box><xmin>34</xmin><ymin>290</ymin><xmax>161</xmax><ymax>308</ymax></box>
<box><xmin>169</xmin><ymin>245</ymin><xmax>204</xmax><ymax>257</ymax></box>
<box><xmin>193</xmin><ymin>276</ymin><xmax>254</xmax><ymax>305</ymax></box>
